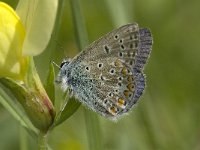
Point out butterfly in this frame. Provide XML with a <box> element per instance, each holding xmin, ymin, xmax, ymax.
<box><xmin>56</xmin><ymin>23</ymin><xmax>153</xmax><ymax>120</ymax></box>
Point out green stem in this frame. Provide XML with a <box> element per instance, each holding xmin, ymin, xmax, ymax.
<box><xmin>70</xmin><ymin>0</ymin><xmax>88</xmax><ymax>51</ymax></box>
<box><xmin>48</xmin><ymin>0</ymin><xmax>66</xmax><ymax>54</ymax></box>
<box><xmin>20</xmin><ymin>125</ymin><xmax>28</xmax><ymax>150</ymax></box>
<box><xmin>104</xmin><ymin>0</ymin><xmax>131</xmax><ymax>27</ymax></box>
<box><xmin>38</xmin><ymin>132</ymin><xmax>48</xmax><ymax>150</ymax></box>
<box><xmin>70</xmin><ymin>0</ymin><xmax>102</xmax><ymax>150</ymax></box>
<box><xmin>84</xmin><ymin>110</ymin><xmax>102</xmax><ymax>150</ymax></box>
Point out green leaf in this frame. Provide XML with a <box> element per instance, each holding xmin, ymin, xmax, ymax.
<box><xmin>0</xmin><ymin>78</ymin><xmax>38</xmax><ymax>134</ymax></box>
<box><xmin>53</xmin><ymin>97</ymin><xmax>81</xmax><ymax>127</ymax></box>
<box><xmin>45</xmin><ymin>63</ymin><xmax>55</xmax><ymax>104</ymax></box>
<box><xmin>16</xmin><ymin>0</ymin><xmax>58</xmax><ymax>56</ymax></box>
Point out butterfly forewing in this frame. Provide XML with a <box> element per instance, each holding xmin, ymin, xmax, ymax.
<box><xmin>76</xmin><ymin>23</ymin><xmax>139</xmax><ymax>62</ymax></box>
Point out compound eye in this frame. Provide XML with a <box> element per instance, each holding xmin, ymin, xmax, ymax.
<box><xmin>60</xmin><ymin>62</ymin><xmax>66</xmax><ymax>68</ymax></box>
<box><xmin>59</xmin><ymin>58</ymin><xmax>71</xmax><ymax>68</ymax></box>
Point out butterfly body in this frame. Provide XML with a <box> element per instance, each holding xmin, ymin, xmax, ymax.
<box><xmin>56</xmin><ymin>23</ymin><xmax>152</xmax><ymax>120</ymax></box>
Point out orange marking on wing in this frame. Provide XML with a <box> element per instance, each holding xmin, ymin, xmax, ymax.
<box><xmin>117</xmin><ymin>98</ymin><xmax>126</xmax><ymax>108</ymax></box>
<box><xmin>123</xmin><ymin>90</ymin><xmax>129</xmax><ymax>97</ymax></box>
<box><xmin>127</xmin><ymin>83</ymin><xmax>134</xmax><ymax>91</ymax></box>
<box><xmin>127</xmin><ymin>76</ymin><xmax>133</xmax><ymax>82</ymax></box>
<box><xmin>121</xmin><ymin>67</ymin><xmax>127</xmax><ymax>75</ymax></box>
<box><xmin>109</xmin><ymin>106</ymin><xmax>117</xmax><ymax>116</ymax></box>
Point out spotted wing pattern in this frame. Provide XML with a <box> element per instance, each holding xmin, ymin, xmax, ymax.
<box><xmin>65</xmin><ymin>23</ymin><xmax>152</xmax><ymax>120</ymax></box>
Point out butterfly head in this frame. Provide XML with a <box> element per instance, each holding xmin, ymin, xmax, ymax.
<box><xmin>55</xmin><ymin>58</ymin><xmax>72</xmax><ymax>91</ymax></box>
<box><xmin>60</xmin><ymin>58</ymin><xmax>71</xmax><ymax>68</ymax></box>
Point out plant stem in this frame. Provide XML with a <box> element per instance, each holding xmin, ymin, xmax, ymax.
<box><xmin>84</xmin><ymin>110</ymin><xmax>102</xmax><ymax>150</ymax></box>
<box><xmin>38</xmin><ymin>132</ymin><xmax>48</xmax><ymax>150</ymax></box>
<box><xmin>70</xmin><ymin>0</ymin><xmax>88</xmax><ymax>51</ymax></box>
<box><xmin>20</xmin><ymin>125</ymin><xmax>28</xmax><ymax>150</ymax></box>
<box><xmin>70</xmin><ymin>0</ymin><xmax>102</xmax><ymax>150</ymax></box>
<box><xmin>47</xmin><ymin>0</ymin><xmax>66</xmax><ymax>54</ymax></box>
<box><xmin>104</xmin><ymin>0</ymin><xmax>131</xmax><ymax>27</ymax></box>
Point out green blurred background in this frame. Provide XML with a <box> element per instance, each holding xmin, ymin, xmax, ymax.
<box><xmin>1</xmin><ymin>0</ymin><xmax>200</xmax><ymax>149</ymax></box>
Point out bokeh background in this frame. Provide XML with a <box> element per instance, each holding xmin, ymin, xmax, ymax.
<box><xmin>0</xmin><ymin>0</ymin><xmax>200</xmax><ymax>150</ymax></box>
